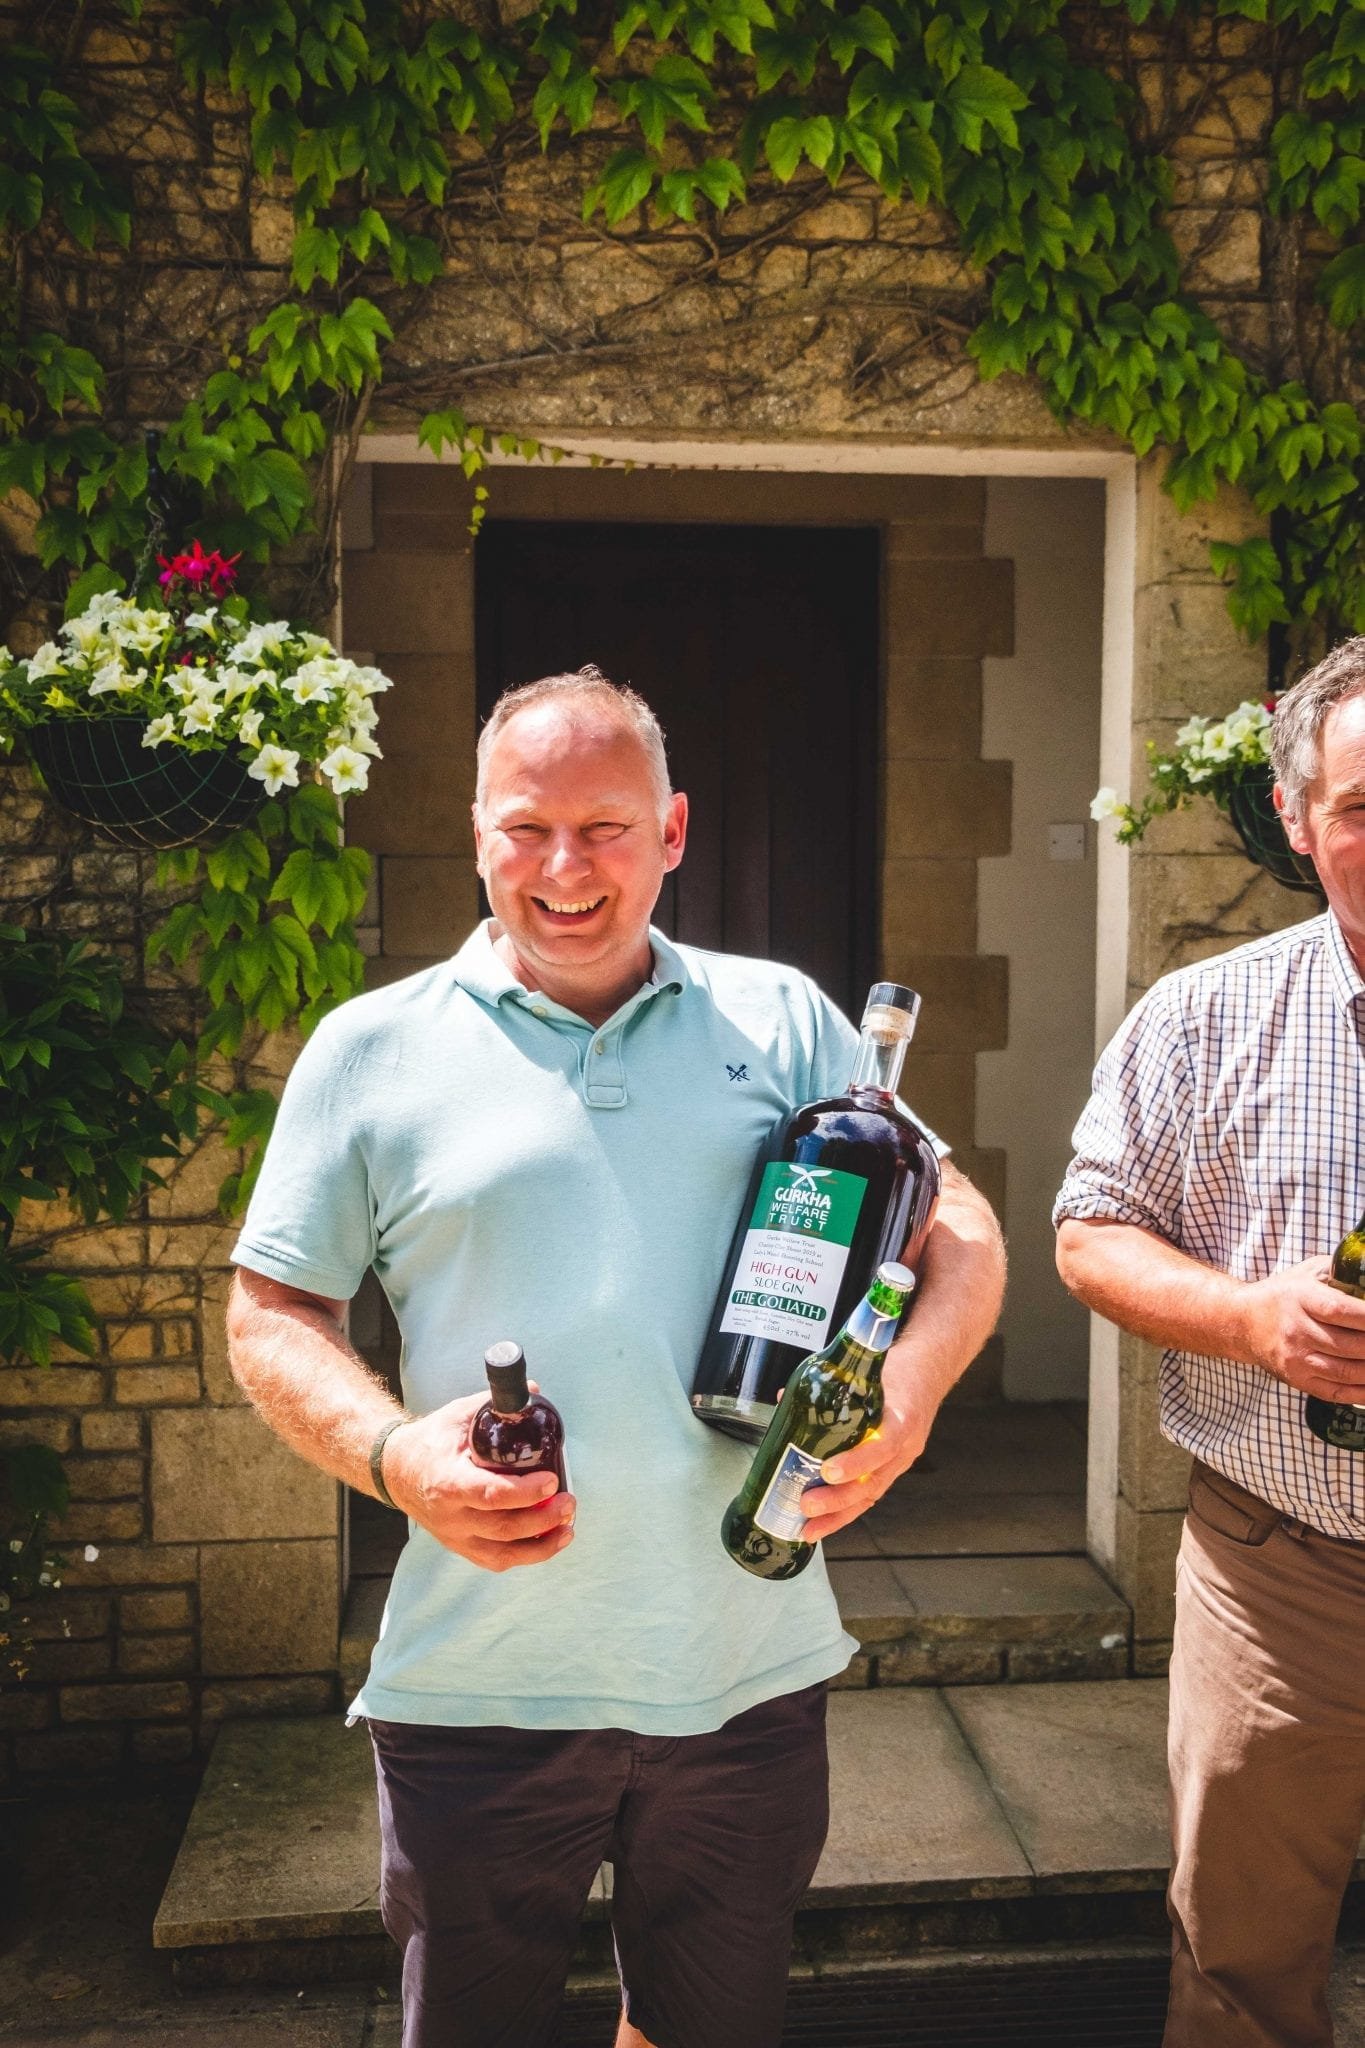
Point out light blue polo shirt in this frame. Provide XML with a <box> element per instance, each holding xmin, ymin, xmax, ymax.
<box><xmin>232</xmin><ymin>923</ymin><xmax>879</xmax><ymax>1734</ymax></box>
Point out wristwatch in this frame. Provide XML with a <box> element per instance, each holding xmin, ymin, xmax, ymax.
<box><xmin>369</xmin><ymin>1415</ymin><xmax>413</xmax><ymax>1511</ymax></box>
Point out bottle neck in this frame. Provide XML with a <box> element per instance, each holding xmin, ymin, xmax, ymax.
<box><xmin>847</xmin><ymin>1026</ymin><xmax>910</xmax><ymax>1098</ymax></box>
<box><xmin>840</xmin><ymin>1291</ymin><xmax>903</xmax><ymax>1359</ymax></box>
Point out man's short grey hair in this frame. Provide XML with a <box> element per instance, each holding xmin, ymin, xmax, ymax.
<box><xmin>475</xmin><ymin>664</ymin><xmax>672</xmax><ymax>819</ymax></box>
<box><xmin>1271</xmin><ymin>637</ymin><xmax>1365</xmax><ymax>819</ymax></box>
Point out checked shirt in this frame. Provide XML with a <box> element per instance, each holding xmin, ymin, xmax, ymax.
<box><xmin>1055</xmin><ymin>911</ymin><xmax>1365</xmax><ymax>1540</ymax></box>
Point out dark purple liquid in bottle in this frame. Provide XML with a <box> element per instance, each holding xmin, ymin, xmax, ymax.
<box><xmin>469</xmin><ymin>1341</ymin><xmax>568</xmax><ymax>1491</ymax></box>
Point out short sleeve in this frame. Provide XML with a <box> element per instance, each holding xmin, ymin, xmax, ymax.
<box><xmin>231</xmin><ymin>1012</ymin><xmax>379</xmax><ymax>1301</ymax></box>
<box><xmin>1052</xmin><ymin>984</ymin><xmax>1192</xmax><ymax>1243</ymax></box>
<box><xmin>804</xmin><ymin>983</ymin><xmax>950</xmax><ymax>1159</ymax></box>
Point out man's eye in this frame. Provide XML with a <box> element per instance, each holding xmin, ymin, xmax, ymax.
<box><xmin>505</xmin><ymin>824</ymin><xmax>545</xmax><ymax>839</ymax></box>
<box><xmin>587</xmin><ymin>822</ymin><xmax>627</xmax><ymax>839</ymax></box>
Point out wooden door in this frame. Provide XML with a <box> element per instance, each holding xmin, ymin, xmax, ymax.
<box><xmin>475</xmin><ymin>521</ymin><xmax>878</xmax><ymax>1017</ymax></box>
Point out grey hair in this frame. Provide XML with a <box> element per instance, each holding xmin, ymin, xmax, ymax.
<box><xmin>1271</xmin><ymin>637</ymin><xmax>1365</xmax><ymax>819</ymax></box>
<box><xmin>474</xmin><ymin>664</ymin><xmax>672</xmax><ymax>819</ymax></box>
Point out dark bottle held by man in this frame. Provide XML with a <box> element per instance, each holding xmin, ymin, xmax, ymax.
<box><xmin>469</xmin><ymin>1342</ymin><xmax>569</xmax><ymax>1490</ymax></box>
<box><xmin>692</xmin><ymin>983</ymin><xmax>940</xmax><ymax>1443</ymax></box>
<box><xmin>1305</xmin><ymin>1215</ymin><xmax>1365</xmax><ymax>1451</ymax></box>
<box><xmin>722</xmin><ymin>1262</ymin><xmax>915</xmax><ymax>1580</ymax></box>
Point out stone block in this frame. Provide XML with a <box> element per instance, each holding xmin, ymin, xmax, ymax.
<box><xmin>53</xmin><ymin>1500</ymin><xmax>143</xmax><ymax>1543</ymax></box>
<box><xmin>199</xmin><ymin>1539</ymin><xmax>339</xmax><ymax>1676</ymax></box>
<box><xmin>60</xmin><ymin>1680</ymin><xmax>191</xmax><ymax>1723</ymax></box>
<box><xmin>948</xmin><ymin>1148</ymin><xmax>1007</xmax><ymax>1221</ymax></box>
<box><xmin>791</xmin><ymin>198</ymin><xmax>877</xmax><ymax>240</ymax></box>
<box><xmin>884</xmin><ymin>527</ymin><xmax>986</xmax><ymax>564</ymax></box>
<box><xmin>339</xmin><ymin>552</ymin><xmax>477</xmax><ymax>655</ymax></box>
<box><xmin>1005</xmin><ymin>1639</ymin><xmax>1129</xmax><ymax>1683</ymax></box>
<box><xmin>884</xmin><ymin>556</ymin><xmax>1014</xmax><ymax>659</ymax></box>
<box><xmin>132</xmin><ymin>1725</ymin><xmax>196</xmax><ymax>1764</ymax></box>
<box><xmin>13</xmin><ymin>1728</ymin><xmax>124</xmax><ymax>1775</ymax></box>
<box><xmin>152</xmin><ymin>1408</ymin><xmax>338</xmax><ymax>1543</ymax></box>
<box><xmin>65</xmin><ymin>1454</ymin><xmax>143</xmax><ymax>1501</ymax></box>
<box><xmin>23</xmin><ymin>1638</ymin><xmax>113</xmax><ymax>1683</ymax></box>
<box><xmin>899</xmin><ymin>1053</ymin><xmax>976</xmax><ymax>1150</ymax></box>
<box><xmin>352</xmin><ymin>752</ymin><xmax>478</xmax><ymax>861</ymax></box>
<box><xmin>1134</xmin><ymin>1636</ymin><xmax>1174</xmax><ymax>1678</ymax></box>
<box><xmin>1119</xmin><ymin>1361</ymin><xmax>1194</xmax><ymax>1513</ymax></box>
<box><xmin>118</xmin><ymin>1632</ymin><xmax>195</xmax><ymax>1677</ymax></box>
<box><xmin>881</xmin><ymin>858</ymin><xmax>977</xmax><ymax>960</ymax></box>
<box><xmin>79</xmin><ymin>1412</ymin><xmax>142</xmax><ymax>1452</ymax></box>
<box><xmin>0</xmin><ymin>1367</ymin><xmax>104</xmax><ymax>1408</ymax></box>
<box><xmin>198</xmin><ymin>1674</ymin><xmax>337</xmax><ymax>1724</ymax></box>
<box><xmin>1170</xmin><ymin>207</ymin><xmax>1263</xmax><ymax>292</ymax></box>
<box><xmin>44</xmin><ymin>1225</ymin><xmax>146</xmax><ymax>1270</ymax></box>
<box><xmin>115</xmin><ymin>1365</ymin><xmax>201</xmax><ymax>1406</ymax></box>
<box><xmin>0</xmin><ymin>1416</ymin><xmax>74</xmax><ymax>1451</ymax></box>
<box><xmin>200</xmin><ymin>1269</ymin><xmax>245</xmax><ymax>1408</ymax></box>
<box><xmin>22</xmin><ymin>1593</ymin><xmax>112</xmax><ymax>1641</ymax></box>
<box><xmin>877</xmin><ymin>956</ymin><xmax>1009</xmax><ymax>1054</ymax></box>
<box><xmin>104</xmin><ymin>1320</ymin><xmax>158</xmax><ymax>1360</ymax></box>
<box><xmin>373</xmin><ymin>465</ymin><xmax>470</xmax><ymax>516</ymax></box>
<box><xmin>0</xmin><ymin>1690</ymin><xmax>53</xmax><ymax>1731</ymax></box>
<box><xmin>826</xmin><ymin>1654</ymin><xmax>874</xmax><ymax>1690</ymax></box>
<box><xmin>1114</xmin><ymin>1495</ymin><xmax>1185</xmax><ymax>1641</ymax></box>
<box><xmin>121</xmin><ymin>1589</ymin><xmax>194</xmax><ymax>1632</ymax></box>
<box><xmin>1136</xmin><ymin>465</ymin><xmax>1263</xmax><ymax>581</ymax></box>
<box><xmin>364</xmin><ymin>652</ymin><xmax>476</xmax><ymax>755</ymax></box>
<box><xmin>1131</xmin><ymin>578</ymin><xmax>1266</xmax><ymax>721</ymax></box>
<box><xmin>884</xmin><ymin>759</ymin><xmax>1012</xmax><ymax>859</ymax></box>
<box><xmin>147</xmin><ymin>1219</ymin><xmax>239</xmax><ymax>1267</ymax></box>
<box><xmin>1132</xmin><ymin>849</ymin><xmax>1303</xmax><ymax>988</ymax></box>
<box><xmin>877</xmin><ymin>1640</ymin><xmax>1005</xmax><ymax>1686</ymax></box>
<box><xmin>68</xmin><ymin>1544</ymin><xmax>198</xmax><ymax>1589</ymax></box>
<box><xmin>381</xmin><ymin>856</ymin><xmax>480</xmax><ymax>957</ymax></box>
<box><xmin>884</xmin><ymin>657</ymin><xmax>983</xmax><ymax>759</ymax></box>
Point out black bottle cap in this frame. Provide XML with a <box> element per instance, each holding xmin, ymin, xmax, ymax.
<box><xmin>484</xmin><ymin>1341</ymin><xmax>530</xmax><ymax>1414</ymax></box>
<box><xmin>866</xmin><ymin>982</ymin><xmax>921</xmax><ymax>1020</ymax></box>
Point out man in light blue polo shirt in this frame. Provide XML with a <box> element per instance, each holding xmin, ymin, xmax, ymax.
<box><xmin>227</xmin><ymin>666</ymin><xmax>1005</xmax><ymax>2048</ymax></box>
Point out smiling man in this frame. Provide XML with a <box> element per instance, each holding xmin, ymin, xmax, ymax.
<box><xmin>226</xmin><ymin>665</ymin><xmax>1004</xmax><ymax>2048</ymax></box>
<box><xmin>1055</xmin><ymin>639</ymin><xmax>1365</xmax><ymax>2047</ymax></box>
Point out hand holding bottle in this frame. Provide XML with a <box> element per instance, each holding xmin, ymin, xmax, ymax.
<box><xmin>1242</xmin><ymin>1256</ymin><xmax>1365</xmax><ymax>1405</ymax></box>
<box><xmin>380</xmin><ymin>1379</ymin><xmax>576</xmax><ymax>1573</ymax></box>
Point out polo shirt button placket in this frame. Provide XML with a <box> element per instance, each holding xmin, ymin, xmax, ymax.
<box><xmin>585</xmin><ymin>1030</ymin><xmax>627</xmax><ymax>1108</ymax></box>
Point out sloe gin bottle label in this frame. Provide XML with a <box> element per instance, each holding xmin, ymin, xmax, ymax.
<box><xmin>718</xmin><ymin>1162</ymin><xmax>867</xmax><ymax>1349</ymax></box>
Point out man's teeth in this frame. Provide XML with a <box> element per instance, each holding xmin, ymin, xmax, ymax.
<box><xmin>541</xmin><ymin>898</ymin><xmax>604</xmax><ymax>914</ymax></box>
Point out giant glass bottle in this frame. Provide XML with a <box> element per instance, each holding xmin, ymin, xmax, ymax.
<box><xmin>692</xmin><ymin>982</ymin><xmax>940</xmax><ymax>1443</ymax></box>
<box><xmin>1305</xmin><ymin>1212</ymin><xmax>1365</xmax><ymax>1450</ymax></box>
<box><xmin>721</xmin><ymin>1262</ymin><xmax>915</xmax><ymax>1580</ymax></box>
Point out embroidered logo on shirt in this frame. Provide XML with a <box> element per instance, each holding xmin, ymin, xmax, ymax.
<box><xmin>726</xmin><ymin>1062</ymin><xmax>749</xmax><ymax>1083</ymax></box>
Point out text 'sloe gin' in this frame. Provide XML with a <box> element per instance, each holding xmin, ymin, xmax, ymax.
<box><xmin>691</xmin><ymin>982</ymin><xmax>940</xmax><ymax>1443</ymax></box>
<box><xmin>721</xmin><ymin>1262</ymin><xmax>916</xmax><ymax>1580</ymax></box>
<box><xmin>1305</xmin><ymin>1214</ymin><xmax>1365</xmax><ymax>1451</ymax></box>
<box><xmin>469</xmin><ymin>1341</ymin><xmax>569</xmax><ymax>1490</ymax></box>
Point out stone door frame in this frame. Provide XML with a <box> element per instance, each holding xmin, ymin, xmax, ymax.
<box><xmin>342</xmin><ymin>429</ymin><xmax>1144</xmax><ymax>1622</ymax></box>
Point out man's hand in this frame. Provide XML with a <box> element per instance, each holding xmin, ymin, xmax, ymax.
<box><xmin>380</xmin><ymin>1390</ymin><xmax>576</xmax><ymax>1573</ymax></box>
<box><xmin>1243</xmin><ymin>1258</ymin><xmax>1365</xmax><ymax>1402</ymax></box>
<box><xmin>797</xmin><ymin>1358</ymin><xmax>938</xmax><ymax>1542</ymax></box>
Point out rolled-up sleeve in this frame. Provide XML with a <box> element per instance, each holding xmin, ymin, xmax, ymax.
<box><xmin>1053</xmin><ymin>985</ymin><xmax>1192</xmax><ymax>1246</ymax></box>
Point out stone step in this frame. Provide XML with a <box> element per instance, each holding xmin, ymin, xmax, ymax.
<box><xmin>339</xmin><ymin>1550</ymin><xmax>1130</xmax><ymax>1699</ymax></box>
<box><xmin>155</xmin><ymin>1678</ymin><xmax>1178</xmax><ymax>1986</ymax></box>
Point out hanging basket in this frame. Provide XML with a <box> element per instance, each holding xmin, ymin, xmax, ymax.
<box><xmin>26</xmin><ymin>717</ymin><xmax>264</xmax><ymax>850</ymax></box>
<box><xmin>1224</xmin><ymin>769</ymin><xmax>1321</xmax><ymax>896</ymax></box>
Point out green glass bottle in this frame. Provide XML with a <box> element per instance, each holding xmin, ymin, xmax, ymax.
<box><xmin>721</xmin><ymin>1261</ymin><xmax>915</xmax><ymax>1581</ymax></box>
<box><xmin>1305</xmin><ymin>1213</ymin><xmax>1365</xmax><ymax>1450</ymax></box>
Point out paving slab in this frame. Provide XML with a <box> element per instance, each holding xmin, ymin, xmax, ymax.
<box><xmin>869</xmin><ymin>1491</ymin><xmax>1087</xmax><ymax>1559</ymax></box>
<box><xmin>154</xmin><ymin>1719</ymin><xmax>382</xmax><ymax>1951</ymax></box>
<box><xmin>814</xmin><ymin>1690</ymin><xmax>1032</xmax><ymax>1904</ymax></box>
<box><xmin>890</xmin><ymin>1555</ymin><xmax>1128</xmax><ymax>1644</ymax></box>
<box><xmin>826</xmin><ymin>1559</ymin><xmax>919</xmax><ymax>1643</ymax></box>
<box><xmin>907</xmin><ymin>1404</ymin><xmax>1087</xmax><ymax>1498</ymax></box>
<box><xmin>945</xmin><ymin>1679</ymin><xmax>1171</xmax><ymax>1894</ymax></box>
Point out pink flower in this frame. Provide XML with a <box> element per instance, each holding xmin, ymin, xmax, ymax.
<box><xmin>157</xmin><ymin>540</ymin><xmax>241</xmax><ymax>598</ymax></box>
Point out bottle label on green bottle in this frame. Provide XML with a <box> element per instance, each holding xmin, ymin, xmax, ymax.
<box><xmin>719</xmin><ymin>1162</ymin><xmax>867</xmax><ymax>1348</ymax></box>
<box><xmin>753</xmin><ymin>1443</ymin><xmax>824</xmax><ymax>1542</ymax></box>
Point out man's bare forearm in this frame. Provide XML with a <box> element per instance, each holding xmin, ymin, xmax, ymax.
<box><xmin>887</xmin><ymin>1161</ymin><xmax>1007</xmax><ymax>1404</ymax></box>
<box><xmin>1055</xmin><ymin>1218</ymin><xmax>1261</xmax><ymax>1362</ymax></box>
<box><xmin>227</xmin><ymin>1267</ymin><xmax>406</xmax><ymax>1497</ymax></box>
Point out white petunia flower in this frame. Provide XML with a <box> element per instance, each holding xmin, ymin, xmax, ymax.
<box><xmin>142</xmin><ymin>715</ymin><xmax>177</xmax><ymax>747</ymax></box>
<box><xmin>237</xmin><ymin>708</ymin><xmax>265</xmax><ymax>745</ymax></box>
<box><xmin>248</xmin><ymin>743</ymin><xmax>301</xmax><ymax>796</ymax></box>
<box><xmin>1174</xmin><ymin>716</ymin><xmax>1209</xmax><ymax>749</ymax></box>
<box><xmin>1089</xmin><ymin>787</ymin><xmax>1123</xmax><ymax>821</ymax></box>
<box><xmin>288</xmin><ymin>661</ymin><xmax>336</xmax><ymax>706</ymax></box>
<box><xmin>184</xmin><ymin>609</ymin><xmax>219</xmax><ymax>633</ymax></box>
<box><xmin>319</xmin><ymin>743</ymin><xmax>371</xmax><ymax>795</ymax></box>
<box><xmin>217</xmin><ymin>666</ymin><xmax>255</xmax><ymax>706</ymax></box>
<box><xmin>234</xmin><ymin>621</ymin><xmax>292</xmax><ymax>667</ymax></box>
<box><xmin>27</xmin><ymin>641</ymin><xmax>67</xmax><ymax>679</ymax></box>
<box><xmin>180</xmin><ymin>698</ymin><xmax>220</xmax><ymax>736</ymax></box>
<box><xmin>89</xmin><ymin>658</ymin><xmax>136</xmax><ymax>696</ymax></box>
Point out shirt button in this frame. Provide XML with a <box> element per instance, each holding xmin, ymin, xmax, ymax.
<box><xmin>532</xmin><ymin>1006</ymin><xmax>548</xmax><ymax>1019</ymax></box>
<box><xmin>594</xmin><ymin>1043</ymin><xmax>606</xmax><ymax>1056</ymax></box>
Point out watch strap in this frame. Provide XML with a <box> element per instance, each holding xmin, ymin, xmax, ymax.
<box><xmin>369</xmin><ymin>1415</ymin><xmax>412</xmax><ymax>1511</ymax></box>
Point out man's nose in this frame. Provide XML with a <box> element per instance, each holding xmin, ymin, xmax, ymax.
<box><xmin>542</xmin><ymin>832</ymin><xmax>592</xmax><ymax>878</ymax></box>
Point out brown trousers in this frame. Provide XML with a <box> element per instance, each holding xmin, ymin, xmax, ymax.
<box><xmin>1165</xmin><ymin>1460</ymin><xmax>1365</xmax><ymax>2048</ymax></box>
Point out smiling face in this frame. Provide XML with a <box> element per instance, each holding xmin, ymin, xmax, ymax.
<box><xmin>1278</xmin><ymin>690</ymin><xmax>1365</xmax><ymax>966</ymax></box>
<box><xmin>473</xmin><ymin>699</ymin><xmax>687</xmax><ymax>1024</ymax></box>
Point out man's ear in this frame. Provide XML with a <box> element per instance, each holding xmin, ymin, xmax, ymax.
<box><xmin>662</xmin><ymin>790</ymin><xmax>688</xmax><ymax>874</ymax></box>
<box><xmin>472</xmin><ymin>801</ymin><xmax>484</xmax><ymax>873</ymax></box>
<box><xmin>1274</xmin><ymin>782</ymin><xmax>1311</xmax><ymax>856</ymax></box>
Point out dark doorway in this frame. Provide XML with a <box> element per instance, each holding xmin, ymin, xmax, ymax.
<box><xmin>475</xmin><ymin>521</ymin><xmax>879</xmax><ymax>1017</ymax></box>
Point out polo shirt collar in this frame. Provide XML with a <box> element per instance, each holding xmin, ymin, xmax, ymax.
<box><xmin>1325</xmin><ymin>909</ymin><xmax>1365</xmax><ymax>1013</ymax></box>
<box><xmin>449</xmin><ymin>920</ymin><xmax>685</xmax><ymax>1022</ymax></box>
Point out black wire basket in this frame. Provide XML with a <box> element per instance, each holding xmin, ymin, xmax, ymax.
<box><xmin>26</xmin><ymin>717</ymin><xmax>264</xmax><ymax>850</ymax></box>
<box><xmin>1224</xmin><ymin>769</ymin><xmax>1321</xmax><ymax>896</ymax></box>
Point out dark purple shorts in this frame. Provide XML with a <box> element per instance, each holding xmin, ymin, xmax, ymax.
<box><xmin>367</xmin><ymin>1681</ymin><xmax>829</xmax><ymax>2048</ymax></box>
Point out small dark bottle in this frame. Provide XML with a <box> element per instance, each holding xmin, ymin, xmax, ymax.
<box><xmin>692</xmin><ymin>983</ymin><xmax>940</xmax><ymax>1443</ymax></box>
<box><xmin>1305</xmin><ymin>1215</ymin><xmax>1365</xmax><ymax>1451</ymax></box>
<box><xmin>469</xmin><ymin>1342</ymin><xmax>569</xmax><ymax>1491</ymax></box>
